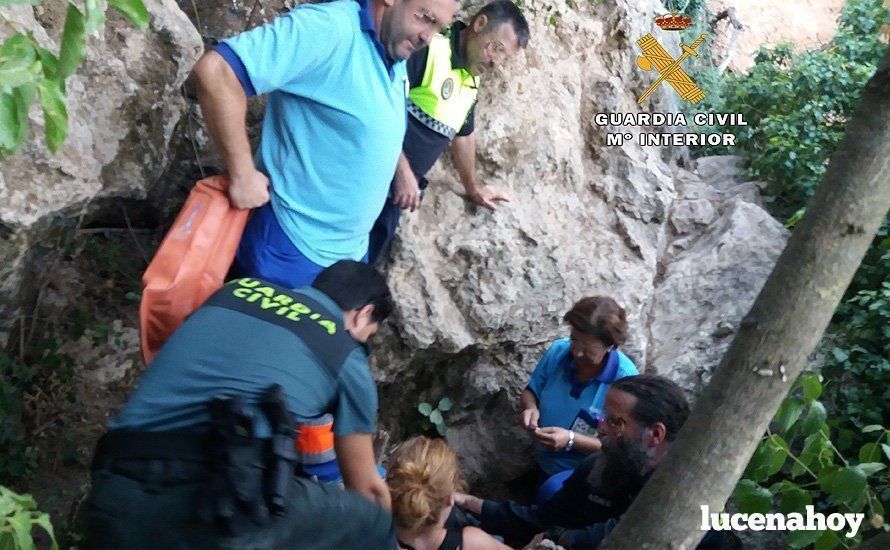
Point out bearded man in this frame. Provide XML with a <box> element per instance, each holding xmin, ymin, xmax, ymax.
<box><xmin>454</xmin><ymin>374</ymin><xmax>724</xmax><ymax>548</ymax></box>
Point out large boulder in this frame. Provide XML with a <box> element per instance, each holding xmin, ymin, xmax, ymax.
<box><xmin>372</xmin><ymin>1</ymin><xmax>789</xmax><ymax>487</ymax></box>
<box><xmin>1</xmin><ymin>0</ymin><xmax>790</xmax><ymax>498</ymax></box>
<box><xmin>0</xmin><ymin>0</ymin><xmax>202</xmax><ymax>344</ymax></box>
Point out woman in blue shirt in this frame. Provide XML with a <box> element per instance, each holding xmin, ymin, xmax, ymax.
<box><xmin>518</xmin><ymin>296</ymin><xmax>638</xmax><ymax>501</ymax></box>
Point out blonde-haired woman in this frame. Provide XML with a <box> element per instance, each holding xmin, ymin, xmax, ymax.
<box><xmin>388</xmin><ymin>437</ymin><xmax>510</xmax><ymax>550</ymax></box>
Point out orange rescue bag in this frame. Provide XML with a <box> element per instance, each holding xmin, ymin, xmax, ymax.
<box><xmin>139</xmin><ymin>175</ymin><xmax>249</xmax><ymax>364</ymax></box>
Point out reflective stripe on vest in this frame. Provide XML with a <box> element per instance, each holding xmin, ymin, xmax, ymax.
<box><xmin>408</xmin><ymin>33</ymin><xmax>478</xmax><ymax>138</ymax></box>
<box><xmin>296</xmin><ymin>414</ymin><xmax>336</xmax><ymax>465</ymax></box>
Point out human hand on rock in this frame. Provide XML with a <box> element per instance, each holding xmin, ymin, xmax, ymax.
<box><xmin>465</xmin><ymin>185</ymin><xmax>511</xmax><ymax>211</ymax></box>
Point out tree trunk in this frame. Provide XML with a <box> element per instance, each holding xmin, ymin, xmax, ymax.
<box><xmin>601</xmin><ymin>49</ymin><xmax>890</xmax><ymax>549</ymax></box>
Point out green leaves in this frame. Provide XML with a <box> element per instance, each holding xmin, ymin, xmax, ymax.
<box><xmin>738</xmin><ymin>369</ymin><xmax>889</xmax><ymax>546</ymax></box>
<box><xmin>0</xmin><ymin>86</ymin><xmax>32</xmax><ymax>154</ymax></box>
<box><xmin>801</xmin><ymin>375</ymin><xmax>822</xmax><ymax>401</ymax></box>
<box><xmin>417</xmin><ymin>397</ymin><xmax>454</xmax><ymax>437</ymax></box>
<box><xmin>829</xmin><ymin>466</ymin><xmax>866</xmax><ymax>503</ymax></box>
<box><xmin>858</xmin><ymin>463</ymin><xmax>886</xmax><ymax>477</ymax></box>
<box><xmin>0</xmin><ymin>35</ymin><xmax>40</xmax><ymax>88</ymax></box>
<box><xmin>713</xmin><ymin>2</ymin><xmax>889</xmax><ymax>540</ymax></box>
<box><xmin>37</xmin><ymin>79</ymin><xmax>67</xmax><ymax>153</ymax></box>
<box><xmin>84</xmin><ymin>0</ymin><xmax>107</xmax><ymax>34</ymax></box>
<box><xmin>787</xmin><ymin>529</ymin><xmax>823</xmax><ymax>549</ymax></box>
<box><xmin>0</xmin><ymin>0</ymin><xmax>148</xmax><ymax>155</ymax></box>
<box><xmin>776</xmin><ymin>397</ymin><xmax>806</xmax><ymax>435</ymax></box>
<box><xmin>37</xmin><ymin>47</ymin><xmax>59</xmax><ymax>81</ymax></box>
<box><xmin>779</xmin><ymin>486</ymin><xmax>812</xmax><ymax>515</ymax></box>
<box><xmin>746</xmin><ymin>434</ymin><xmax>788</xmax><ymax>482</ymax></box>
<box><xmin>797</xmin><ymin>401</ymin><xmax>827</xmax><ymax>437</ymax></box>
<box><xmin>109</xmin><ymin>0</ymin><xmax>150</xmax><ymax>30</ymax></box>
<box><xmin>860</xmin><ymin>442</ymin><xmax>882</xmax><ymax>462</ymax></box>
<box><xmin>0</xmin><ymin>486</ymin><xmax>58</xmax><ymax>550</ymax></box>
<box><xmin>58</xmin><ymin>3</ymin><xmax>86</xmax><ymax>80</ymax></box>
<box><xmin>733</xmin><ymin>480</ymin><xmax>772</xmax><ymax>514</ymax></box>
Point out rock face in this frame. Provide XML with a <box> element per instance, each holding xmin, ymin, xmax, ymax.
<box><xmin>372</xmin><ymin>2</ymin><xmax>789</xmax><ymax>487</ymax></box>
<box><xmin>0</xmin><ymin>0</ymin><xmax>202</xmax><ymax>344</ymax></box>
<box><xmin>1</xmin><ymin>0</ymin><xmax>789</xmax><ymax>496</ymax></box>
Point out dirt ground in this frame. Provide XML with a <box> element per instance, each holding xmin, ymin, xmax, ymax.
<box><xmin>8</xmin><ymin>226</ymin><xmax>158</xmax><ymax>546</ymax></box>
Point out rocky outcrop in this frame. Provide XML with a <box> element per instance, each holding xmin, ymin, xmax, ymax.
<box><xmin>646</xmin><ymin>157</ymin><xmax>787</xmax><ymax>396</ymax></box>
<box><xmin>373</xmin><ymin>2</ymin><xmax>788</xmax><ymax>487</ymax></box>
<box><xmin>0</xmin><ymin>0</ymin><xmax>202</xmax><ymax>344</ymax></box>
<box><xmin>1</xmin><ymin>0</ymin><xmax>789</xmax><ymax>496</ymax></box>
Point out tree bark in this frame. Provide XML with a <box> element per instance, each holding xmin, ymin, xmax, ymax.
<box><xmin>601</xmin><ymin>49</ymin><xmax>890</xmax><ymax>548</ymax></box>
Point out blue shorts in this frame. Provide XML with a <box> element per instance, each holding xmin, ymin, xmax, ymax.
<box><xmin>233</xmin><ymin>203</ymin><xmax>327</xmax><ymax>289</ymax></box>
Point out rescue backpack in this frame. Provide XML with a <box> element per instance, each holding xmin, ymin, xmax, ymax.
<box><xmin>139</xmin><ymin>175</ymin><xmax>248</xmax><ymax>364</ymax></box>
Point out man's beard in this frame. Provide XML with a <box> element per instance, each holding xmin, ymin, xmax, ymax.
<box><xmin>592</xmin><ymin>433</ymin><xmax>651</xmax><ymax>499</ymax></box>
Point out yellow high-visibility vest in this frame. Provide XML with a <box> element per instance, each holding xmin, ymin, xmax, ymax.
<box><xmin>407</xmin><ymin>33</ymin><xmax>479</xmax><ymax>139</ymax></box>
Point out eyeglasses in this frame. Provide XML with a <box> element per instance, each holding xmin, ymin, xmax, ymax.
<box><xmin>602</xmin><ymin>415</ymin><xmax>626</xmax><ymax>435</ymax></box>
<box><xmin>569</xmin><ymin>335</ymin><xmax>609</xmax><ymax>361</ymax></box>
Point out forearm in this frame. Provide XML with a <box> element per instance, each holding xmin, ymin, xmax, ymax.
<box><xmin>451</xmin><ymin>133</ymin><xmax>478</xmax><ymax>193</ymax></box>
<box><xmin>519</xmin><ymin>388</ymin><xmax>538</xmax><ymax>413</ymax></box>
<box><xmin>478</xmin><ymin>499</ymin><xmax>547</xmax><ymax>542</ymax></box>
<box><xmin>194</xmin><ymin>51</ymin><xmax>254</xmax><ymax>176</ymax></box>
<box><xmin>355</xmin><ymin>474</ymin><xmax>392</xmax><ymax>510</ymax></box>
<box><xmin>396</xmin><ymin>151</ymin><xmax>412</xmax><ymax>175</ymax></box>
<box><xmin>456</xmin><ymin>493</ymin><xmax>484</xmax><ymax>516</ymax></box>
<box><xmin>335</xmin><ymin>434</ymin><xmax>391</xmax><ymax>509</ymax></box>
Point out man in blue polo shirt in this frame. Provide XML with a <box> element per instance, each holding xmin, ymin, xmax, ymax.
<box><xmin>193</xmin><ymin>0</ymin><xmax>458</xmax><ymax>288</ymax></box>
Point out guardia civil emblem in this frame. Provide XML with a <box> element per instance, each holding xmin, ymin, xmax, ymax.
<box><xmin>635</xmin><ymin>12</ymin><xmax>708</xmax><ymax>105</ymax></box>
<box><xmin>441</xmin><ymin>78</ymin><xmax>454</xmax><ymax>100</ymax></box>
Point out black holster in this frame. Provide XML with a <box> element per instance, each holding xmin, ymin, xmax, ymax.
<box><xmin>197</xmin><ymin>385</ymin><xmax>297</xmax><ymax>532</ymax></box>
<box><xmin>259</xmin><ymin>384</ymin><xmax>297</xmax><ymax>517</ymax></box>
<box><xmin>198</xmin><ymin>393</ymin><xmax>268</xmax><ymax>532</ymax></box>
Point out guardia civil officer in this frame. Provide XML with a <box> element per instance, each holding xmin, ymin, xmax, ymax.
<box><xmin>368</xmin><ymin>1</ymin><xmax>531</xmax><ymax>265</ymax></box>
<box><xmin>80</xmin><ymin>261</ymin><xmax>396</xmax><ymax>549</ymax></box>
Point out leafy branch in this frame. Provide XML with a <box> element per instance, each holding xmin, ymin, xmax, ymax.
<box><xmin>0</xmin><ymin>0</ymin><xmax>149</xmax><ymax>155</ymax></box>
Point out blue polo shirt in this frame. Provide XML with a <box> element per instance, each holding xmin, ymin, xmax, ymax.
<box><xmin>216</xmin><ymin>0</ymin><xmax>408</xmax><ymax>266</ymax></box>
<box><xmin>110</xmin><ymin>286</ymin><xmax>377</xmax><ymax>437</ymax></box>
<box><xmin>528</xmin><ymin>338</ymin><xmax>638</xmax><ymax>475</ymax></box>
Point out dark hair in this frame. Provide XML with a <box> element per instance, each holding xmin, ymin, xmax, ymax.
<box><xmin>611</xmin><ymin>374</ymin><xmax>691</xmax><ymax>441</ymax></box>
<box><xmin>471</xmin><ymin>1</ymin><xmax>530</xmax><ymax>48</ymax></box>
<box><xmin>311</xmin><ymin>260</ymin><xmax>394</xmax><ymax>323</ymax></box>
<box><xmin>563</xmin><ymin>296</ymin><xmax>628</xmax><ymax>347</ymax></box>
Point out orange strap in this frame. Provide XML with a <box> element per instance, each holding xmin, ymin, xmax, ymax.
<box><xmin>296</xmin><ymin>421</ymin><xmax>335</xmax><ymax>455</ymax></box>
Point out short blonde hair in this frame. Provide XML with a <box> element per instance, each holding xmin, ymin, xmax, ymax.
<box><xmin>387</xmin><ymin>437</ymin><xmax>466</xmax><ymax>532</ymax></box>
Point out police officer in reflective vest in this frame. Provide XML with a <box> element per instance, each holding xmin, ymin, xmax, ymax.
<box><xmin>80</xmin><ymin>261</ymin><xmax>397</xmax><ymax>549</ymax></box>
<box><xmin>368</xmin><ymin>1</ymin><xmax>530</xmax><ymax>265</ymax></box>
